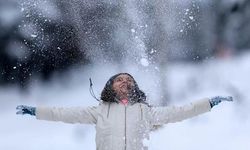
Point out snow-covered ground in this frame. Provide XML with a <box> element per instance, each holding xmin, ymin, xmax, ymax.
<box><xmin>0</xmin><ymin>52</ymin><xmax>250</xmax><ymax>150</ymax></box>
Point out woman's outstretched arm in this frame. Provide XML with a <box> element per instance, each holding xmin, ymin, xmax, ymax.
<box><xmin>16</xmin><ymin>105</ymin><xmax>99</xmax><ymax>124</ymax></box>
<box><xmin>149</xmin><ymin>96</ymin><xmax>233</xmax><ymax>126</ymax></box>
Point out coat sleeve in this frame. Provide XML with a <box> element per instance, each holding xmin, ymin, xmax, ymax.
<box><xmin>36</xmin><ymin>106</ymin><xmax>99</xmax><ymax>124</ymax></box>
<box><xmin>149</xmin><ymin>98</ymin><xmax>211</xmax><ymax>125</ymax></box>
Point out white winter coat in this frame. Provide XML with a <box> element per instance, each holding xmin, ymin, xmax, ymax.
<box><xmin>36</xmin><ymin>98</ymin><xmax>211</xmax><ymax>150</ymax></box>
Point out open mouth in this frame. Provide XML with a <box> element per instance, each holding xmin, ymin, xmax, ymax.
<box><xmin>119</xmin><ymin>84</ymin><xmax>130</xmax><ymax>91</ymax></box>
<box><xmin>119</xmin><ymin>84</ymin><xmax>133</xmax><ymax>92</ymax></box>
<box><xmin>120</xmin><ymin>83</ymin><xmax>128</xmax><ymax>88</ymax></box>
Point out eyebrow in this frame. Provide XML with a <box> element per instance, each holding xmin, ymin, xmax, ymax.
<box><xmin>115</xmin><ymin>76</ymin><xmax>132</xmax><ymax>80</ymax></box>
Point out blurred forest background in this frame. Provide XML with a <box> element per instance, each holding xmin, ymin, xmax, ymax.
<box><xmin>1</xmin><ymin>0</ymin><xmax>250</xmax><ymax>88</ymax></box>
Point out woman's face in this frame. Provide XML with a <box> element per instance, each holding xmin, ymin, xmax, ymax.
<box><xmin>112</xmin><ymin>74</ymin><xmax>135</xmax><ymax>99</ymax></box>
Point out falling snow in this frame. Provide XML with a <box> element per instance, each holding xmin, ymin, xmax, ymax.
<box><xmin>140</xmin><ymin>58</ymin><xmax>149</xmax><ymax>67</ymax></box>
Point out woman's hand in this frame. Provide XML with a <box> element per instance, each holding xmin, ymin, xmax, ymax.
<box><xmin>16</xmin><ymin>105</ymin><xmax>36</xmax><ymax>116</ymax></box>
<box><xmin>209</xmin><ymin>96</ymin><xmax>233</xmax><ymax>108</ymax></box>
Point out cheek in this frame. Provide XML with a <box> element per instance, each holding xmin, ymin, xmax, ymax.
<box><xmin>129</xmin><ymin>82</ymin><xmax>135</xmax><ymax>87</ymax></box>
<box><xmin>112</xmin><ymin>83</ymin><xmax>119</xmax><ymax>91</ymax></box>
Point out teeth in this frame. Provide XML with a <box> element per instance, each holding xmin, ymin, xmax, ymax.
<box><xmin>120</xmin><ymin>84</ymin><xmax>127</xmax><ymax>88</ymax></box>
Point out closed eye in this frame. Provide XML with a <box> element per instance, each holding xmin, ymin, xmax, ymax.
<box><xmin>116</xmin><ymin>77</ymin><xmax>123</xmax><ymax>82</ymax></box>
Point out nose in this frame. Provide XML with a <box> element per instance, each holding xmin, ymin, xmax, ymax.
<box><xmin>121</xmin><ymin>80</ymin><xmax>128</xmax><ymax>84</ymax></box>
<box><xmin>123</xmin><ymin>78</ymin><xmax>131</xmax><ymax>83</ymax></box>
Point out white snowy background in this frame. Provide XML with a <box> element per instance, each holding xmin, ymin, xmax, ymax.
<box><xmin>1</xmin><ymin>52</ymin><xmax>250</xmax><ymax>150</ymax></box>
<box><xmin>1</xmin><ymin>0</ymin><xmax>250</xmax><ymax>149</ymax></box>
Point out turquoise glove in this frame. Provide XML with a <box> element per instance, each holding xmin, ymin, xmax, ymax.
<box><xmin>16</xmin><ymin>105</ymin><xmax>36</xmax><ymax>116</ymax></box>
<box><xmin>209</xmin><ymin>96</ymin><xmax>233</xmax><ymax>108</ymax></box>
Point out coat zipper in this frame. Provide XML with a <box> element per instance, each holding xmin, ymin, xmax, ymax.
<box><xmin>124</xmin><ymin>105</ymin><xmax>127</xmax><ymax>150</ymax></box>
<box><xmin>140</xmin><ymin>104</ymin><xmax>143</xmax><ymax>120</ymax></box>
<box><xmin>107</xmin><ymin>102</ymin><xmax>111</xmax><ymax>118</ymax></box>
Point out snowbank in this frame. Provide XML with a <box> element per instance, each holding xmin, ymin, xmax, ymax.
<box><xmin>0</xmin><ymin>53</ymin><xmax>250</xmax><ymax>150</ymax></box>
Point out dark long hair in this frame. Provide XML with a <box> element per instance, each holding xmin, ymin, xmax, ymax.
<box><xmin>101</xmin><ymin>73</ymin><xmax>147</xmax><ymax>104</ymax></box>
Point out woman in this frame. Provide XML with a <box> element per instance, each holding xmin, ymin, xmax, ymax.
<box><xmin>16</xmin><ymin>73</ymin><xmax>233</xmax><ymax>150</ymax></box>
